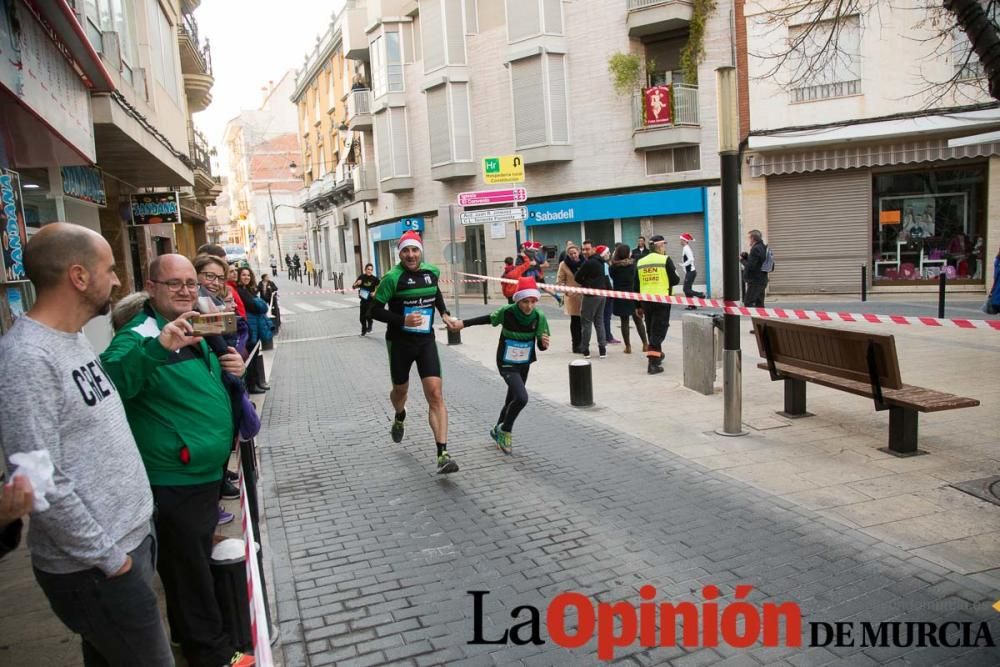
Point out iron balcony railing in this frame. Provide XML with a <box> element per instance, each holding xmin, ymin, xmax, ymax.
<box><xmin>626</xmin><ymin>0</ymin><xmax>676</xmax><ymax>10</ymax></box>
<box><xmin>180</xmin><ymin>11</ymin><xmax>213</xmax><ymax>75</ymax></box>
<box><xmin>189</xmin><ymin>128</ymin><xmax>214</xmax><ymax>174</ymax></box>
<box><xmin>347</xmin><ymin>89</ymin><xmax>372</xmax><ymax>119</ymax></box>
<box><xmin>632</xmin><ymin>84</ymin><xmax>699</xmax><ymax>131</ymax></box>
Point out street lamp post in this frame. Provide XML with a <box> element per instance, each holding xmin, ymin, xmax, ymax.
<box><xmin>267</xmin><ymin>183</ymin><xmax>285</xmax><ymax>272</ymax></box>
<box><xmin>715</xmin><ymin>66</ymin><xmax>747</xmax><ymax>438</ymax></box>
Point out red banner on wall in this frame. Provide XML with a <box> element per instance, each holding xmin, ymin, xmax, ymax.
<box><xmin>643</xmin><ymin>86</ymin><xmax>672</xmax><ymax>127</ymax></box>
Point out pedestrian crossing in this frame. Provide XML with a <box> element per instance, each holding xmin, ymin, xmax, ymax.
<box><xmin>281</xmin><ymin>298</ymin><xmax>357</xmax><ymax>315</ymax></box>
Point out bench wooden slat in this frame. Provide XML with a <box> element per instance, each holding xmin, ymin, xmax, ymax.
<box><xmin>756</xmin><ymin>362</ymin><xmax>980</xmax><ymax>412</ymax></box>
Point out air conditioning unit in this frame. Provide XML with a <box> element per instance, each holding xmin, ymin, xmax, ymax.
<box><xmin>100</xmin><ymin>31</ymin><xmax>122</xmax><ymax>72</ymax></box>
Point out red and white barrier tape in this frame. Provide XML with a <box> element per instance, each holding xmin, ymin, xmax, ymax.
<box><xmin>457</xmin><ymin>272</ymin><xmax>1000</xmax><ymax>331</ymax></box>
<box><xmin>238</xmin><ymin>461</ymin><xmax>273</xmax><ymax>666</ymax></box>
<box><xmin>284</xmin><ymin>288</ymin><xmax>348</xmax><ymax>296</ymax></box>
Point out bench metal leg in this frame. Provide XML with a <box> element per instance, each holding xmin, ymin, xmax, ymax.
<box><xmin>881</xmin><ymin>407</ymin><xmax>926</xmax><ymax>457</ymax></box>
<box><xmin>778</xmin><ymin>378</ymin><xmax>813</xmax><ymax>419</ymax></box>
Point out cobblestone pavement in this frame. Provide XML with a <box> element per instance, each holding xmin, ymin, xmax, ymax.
<box><xmin>259</xmin><ymin>300</ymin><xmax>1000</xmax><ymax>667</ymax></box>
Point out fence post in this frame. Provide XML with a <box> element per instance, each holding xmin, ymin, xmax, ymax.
<box><xmin>938</xmin><ymin>272</ymin><xmax>946</xmax><ymax>319</ymax></box>
<box><xmin>861</xmin><ymin>264</ymin><xmax>867</xmax><ymax>302</ymax></box>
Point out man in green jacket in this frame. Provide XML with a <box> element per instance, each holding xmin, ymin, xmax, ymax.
<box><xmin>101</xmin><ymin>254</ymin><xmax>253</xmax><ymax>667</ymax></box>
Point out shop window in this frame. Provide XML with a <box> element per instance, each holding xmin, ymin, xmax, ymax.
<box><xmin>873</xmin><ymin>166</ymin><xmax>986</xmax><ymax>284</ymax></box>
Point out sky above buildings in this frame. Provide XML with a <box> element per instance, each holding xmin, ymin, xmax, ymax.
<box><xmin>196</xmin><ymin>0</ymin><xmax>345</xmax><ymax>159</ymax></box>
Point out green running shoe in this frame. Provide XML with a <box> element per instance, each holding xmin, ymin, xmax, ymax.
<box><xmin>489</xmin><ymin>424</ymin><xmax>499</xmax><ymax>445</ymax></box>
<box><xmin>391</xmin><ymin>417</ymin><xmax>405</xmax><ymax>443</ymax></box>
<box><xmin>436</xmin><ymin>451</ymin><xmax>459</xmax><ymax>474</ymax></box>
<box><xmin>496</xmin><ymin>429</ymin><xmax>512</xmax><ymax>455</ymax></box>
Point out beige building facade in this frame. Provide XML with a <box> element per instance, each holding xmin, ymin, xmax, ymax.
<box><xmin>742</xmin><ymin>0</ymin><xmax>999</xmax><ymax>297</ymax></box>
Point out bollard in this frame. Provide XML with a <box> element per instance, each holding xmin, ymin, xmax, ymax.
<box><xmin>569</xmin><ymin>360</ymin><xmax>594</xmax><ymax>407</ymax></box>
<box><xmin>938</xmin><ymin>271</ymin><xmax>946</xmax><ymax>319</ymax></box>
<box><xmin>447</xmin><ymin>328</ymin><xmax>462</xmax><ymax>345</ymax></box>
<box><xmin>861</xmin><ymin>265</ymin><xmax>867</xmax><ymax>302</ymax></box>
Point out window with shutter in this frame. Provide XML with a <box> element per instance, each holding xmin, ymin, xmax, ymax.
<box><xmin>375</xmin><ymin>111</ymin><xmax>392</xmax><ymax>179</ymax></box>
<box><xmin>451</xmin><ymin>83</ymin><xmax>473</xmax><ymax>161</ymax></box>
<box><xmin>386</xmin><ymin>32</ymin><xmax>404</xmax><ymax>92</ymax></box>
<box><xmin>542</xmin><ymin>0</ymin><xmax>562</xmax><ymax>35</ymax></box>
<box><xmin>427</xmin><ymin>86</ymin><xmax>452</xmax><ymax>166</ymax></box>
<box><xmin>445</xmin><ymin>0</ymin><xmax>467</xmax><ymax>65</ymax></box>
<box><xmin>506</xmin><ymin>0</ymin><xmax>540</xmax><ymax>43</ymax></box>
<box><xmin>390</xmin><ymin>107</ymin><xmax>411</xmax><ymax>176</ymax></box>
<box><xmin>371</xmin><ymin>35</ymin><xmax>386</xmax><ymax>97</ymax></box>
<box><xmin>547</xmin><ymin>54</ymin><xmax>568</xmax><ymax>143</ymax></box>
<box><xmin>511</xmin><ymin>56</ymin><xmax>546</xmax><ymax>148</ymax></box>
<box><xmin>422</xmin><ymin>0</ymin><xmax>445</xmax><ymax>72</ymax></box>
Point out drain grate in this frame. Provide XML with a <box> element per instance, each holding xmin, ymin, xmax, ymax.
<box><xmin>950</xmin><ymin>476</ymin><xmax>1000</xmax><ymax>508</ymax></box>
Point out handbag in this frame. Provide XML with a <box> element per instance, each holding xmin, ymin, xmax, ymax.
<box><xmin>983</xmin><ymin>297</ymin><xmax>998</xmax><ymax>315</ymax></box>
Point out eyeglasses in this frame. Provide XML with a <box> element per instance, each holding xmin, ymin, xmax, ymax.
<box><xmin>151</xmin><ymin>279</ymin><xmax>199</xmax><ymax>292</ymax></box>
<box><xmin>198</xmin><ymin>272</ymin><xmax>225</xmax><ymax>283</ymax></box>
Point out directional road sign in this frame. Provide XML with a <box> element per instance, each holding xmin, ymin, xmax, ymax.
<box><xmin>458</xmin><ymin>187</ymin><xmax>527</xmax><ymax>207</ymax></box>
<box><xmin>483</xmin><ymin>154</ymin><xmax>524</xmax><ymax>184</ymax></box>
<box><xmin>460</xmin><ymin>207</ymin><xmax>528</xmax><ymax>226</ymax></box>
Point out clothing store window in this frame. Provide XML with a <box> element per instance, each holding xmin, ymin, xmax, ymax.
<box><xmin>872</xmin><ymin>165</ymin><xmax>986</xmax><ymax>284</ymax></box>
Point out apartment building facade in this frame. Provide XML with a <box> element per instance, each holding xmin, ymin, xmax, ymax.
<box><xmin>294</xmin><ymin>0</ymin><xmax>734</xmax><ymax>296</ymax></box>
<box><xmin>740</xmin><ymin>0</ymin><xmax>999</xmax><ymax>297</ymax></box>
<box><xmin>0</xmin><ymin>0</ymin><xmax>219</xmax><ymax>349</ymax></box>
<box><xmin>223</xmin><ymin>71</ymin><xmax>306</xmax><ymax>271</ymax></box>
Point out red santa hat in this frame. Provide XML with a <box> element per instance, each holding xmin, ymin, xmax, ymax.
<box><xmin>522</xmin><ymin>240</ymin><xmax>541</xmax><ymax>250</ymax></box>
<box><xmin>397</xmin><ymin>230</ymin><xmax>423</xmax><ymax>254</ymax></box>
<box><xmin>679</xmin><ymin>233</ymin><xmax>695</xmax><ymax>243</ymax></box>
<box><xmin>595</xmin><ymin>245</ymin><xmax>609</xmax><ymax>257</ymax></box>
<box><xmin>512</xmin><ymin>276</ymin><xmax>540</xmax><ymax>303</ymax></box>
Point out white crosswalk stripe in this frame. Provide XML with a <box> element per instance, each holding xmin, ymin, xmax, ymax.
<box><xmin>319</xmin><ymin>300</ymin><xmax>353</xmax><ymax>309</ymax></box>
<box><xmin>291</xmin><ymin>302</ymin><xmax>321</xmax><ymax>312</ymax></box>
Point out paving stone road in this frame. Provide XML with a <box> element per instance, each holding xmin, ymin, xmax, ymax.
<box><xmin>258</xmin><ymin>302</ymin><xmax>1000</xmax><ymax>667</ymax></box>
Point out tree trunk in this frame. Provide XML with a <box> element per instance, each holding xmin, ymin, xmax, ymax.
<box><xmin>946</xmin><ymin>0</ymin><xmax>1000</xmax><ymax>100</ymax></box>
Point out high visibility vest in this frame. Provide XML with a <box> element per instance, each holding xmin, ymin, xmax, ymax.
<box><xmin>636</xmin><ymin>252</ymin><xmax>672</xmax><ymax>296</ymax></box>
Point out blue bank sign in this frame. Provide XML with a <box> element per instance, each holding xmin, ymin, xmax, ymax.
<box><xmin>369</xmin><ymin>217</ymin><xmax>424</xmax><ymax>242</ymax></box>
<box><xmin>526</xmin><ymin>188</ymin><xmax>704</xmax><ymax>226</ymax></box>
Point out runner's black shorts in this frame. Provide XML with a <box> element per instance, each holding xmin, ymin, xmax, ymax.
<box><xmin>386</xmin><ymin>337</ymin><xmax>441</xmax><ymax>385</ymax></box>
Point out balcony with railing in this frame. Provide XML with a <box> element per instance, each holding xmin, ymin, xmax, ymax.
<box><xmin>178</xmin><ymin>12</ymin><xmax>214</xmax><ymax>111</ymax></box>
<box><xmin>346</xmin><ymin>89</ymin><xmax>373</xmax><ymax>131</ymax></box>
<box><xmin>626</xmin><ymin>0</ymin><xmax>693</xmax><ymax>37</ymax></box>
<box><xmin>189</xmin><ymin>127</ymin><xmax>221</xmax><ymax>205</ymax></box>
<box><xmin>631</xmin><ymin>84</ymin><xmax>701</xmax><ymax>151</ymax></box>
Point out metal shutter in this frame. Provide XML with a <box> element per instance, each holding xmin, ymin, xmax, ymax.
<box><xmin>427</xmin><ymin>86</ymin><xmax>451</xmax><ymax>166</ymax></box>
<box><xmin>547</xmin><ymin>54</ymin><xmax>569</xmax><ymax>143</ymax></box>
<box><xmin>506</xmin><ymin>0</ymin><xmax>540</xmax><ymax>42</ymax></box>
<box><xmin>390</xmin><ymin>107</ymin><xmax>411</xmax><ymax>176</ymax></box>
<box><xmin>543</xmin><ymin>0</ymin><xmax>562</xmax><ymax>34</ymax></box>
<box><xmin>374</xmin><ymin>111</ymin><xmax>392</xmax><ymax>179</ymax></box>
<box><xmin>512</xmin><ymin>56</ymin><xmax>546</xmax><ymax>148</ymax></box>
<box><xmin>651</xmin><ymin>214</ymin><xmax>706</xmax><ymax>275</ymax></box>
<box><xmin>766</xmin><ymin>170</ymin><xmax>870</xmax><ymax>294</ymax></box>
<box><xmin>451</xmin><ymin>83</ymin><xmax>473</xmax><ymax>161</ymax></box>
<box><xmin>445</xmin><ymin>0</ymin><xmax>467</xmax><ymax>64</ymax></box>
<box><xmin>422</xmin><ymin>0</ymin><xmax>445</xmax><ymax>72</ymax></box>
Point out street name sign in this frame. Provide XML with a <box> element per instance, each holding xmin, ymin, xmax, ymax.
<box><xmin>483</xmin><ymin>154</ymin><xmax>524</xmax><ymax>184</ymax></box>
<box><xmin>458</xmin><ymin>187</ymin><xmax>527</xmax><ymax>207</ymax></box>
<box><xmin>460</xmin><ymin>207</ymin><xmax>528</xmax><ymax>226</ymax></box>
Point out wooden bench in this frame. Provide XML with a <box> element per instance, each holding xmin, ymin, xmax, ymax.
<box><xmin>751</xmin><ymin>317</ymin><xmax>979</xmax><ymax>457</ymax></box>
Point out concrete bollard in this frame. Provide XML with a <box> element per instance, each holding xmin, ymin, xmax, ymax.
<box><xmin>447</xmin><ymin>328</ymin><xmax>462</xmax><ymax>345</ymax></box>
<box><xmin>682</xmin><ymin>313</ymin><xmax>720</xmax><ymax>395</ymax></box>
<box><xmin>569</xmin><ymin>360</ymin><xmax>594</xmax><ymax>407</ymax></box>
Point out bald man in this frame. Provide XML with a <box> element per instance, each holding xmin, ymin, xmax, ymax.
<box><xmin>0</xmin><ymin>223</ymin><xmax>174</xmax><ymax>665</ymax></box>
<box><xmin>101</xmin><ymin>254</ymin><xmax>251</xmax><ymax>667</ymax></box>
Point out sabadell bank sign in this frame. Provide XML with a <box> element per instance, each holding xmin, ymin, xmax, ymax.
<box><xmin>525</xmin><ymin>188</ymin><xmax>704</xmax><ymax>226</ymax></box>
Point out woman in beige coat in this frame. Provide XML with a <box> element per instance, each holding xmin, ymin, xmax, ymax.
<box><xmin>557</xmin><ymin>245</ymin><xmax>584</xmax><ymax>353</ymax></box>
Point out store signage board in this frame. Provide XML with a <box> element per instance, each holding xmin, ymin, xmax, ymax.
<box><xmin>0</xmin><ymin>169</ymin><xmax>28</xmax><ymax>282</ymax></box>
<box><xmin>461</xmin><ymin>207</ymin><xmax>527</xmax><ymax>226</ymax></box>
<box><xmin>61</xmin><ymin>166</ymin><xmax>107</xmax><ymax>206</ymax></box>
<box><xmin>483</xmin><ymin>154</ymin><xmax>524</xmax><ymax>184</ymax></box>
<box><xmin>458</xmin><ymin>188</ymin><xmax>527</xmax><ymax>207</ymax></box>
<box><xmin>130</xmin><ymin>191</ymin><xmax>181</xmax><ymax>225</ymax></box>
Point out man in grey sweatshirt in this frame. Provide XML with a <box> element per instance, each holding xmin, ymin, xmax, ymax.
<box><xmin>0</xmin><ymin>223</ymin><xmax>174</xmax><ymax>666</ymax></box>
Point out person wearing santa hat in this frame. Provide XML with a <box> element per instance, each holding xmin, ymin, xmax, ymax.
<box><xmin>370</xmin><ymin>231</ymin><xmax>461</xmax><ymax>474</ymax></box>
<box><xmin>679</xmin><ymin>233</ymin><xmax>706</xmax><ymax>310</ymax></box>
<box><xmin>451</xmin><ymin>277</ymin><xmax>550</xmax><ymax>454</ymax></box>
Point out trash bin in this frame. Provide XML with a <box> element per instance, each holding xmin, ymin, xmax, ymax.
<box><xmin>210</xmin><ymin>538</ymin><xmax>256</xmax><ymax>653</ymax></box>
<box><xmin>682</xmin><ymin>313</ymin><xmax>722</xmax><ymax>396</ymax></box>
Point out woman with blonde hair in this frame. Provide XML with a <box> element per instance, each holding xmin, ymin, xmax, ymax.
<box><xmin>557</xmin><ymin>244</ymin><xmax>584</xmax><ymax>353</ymax></box>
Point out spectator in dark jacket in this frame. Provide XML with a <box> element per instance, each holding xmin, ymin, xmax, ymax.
<box><xmin>631</xmin><ymin>236</ymin><xmax>650</xmax><ymax>261</ymax></box>
<box><xmin>574</xmin><ymin>244</ymin><xmax>610</xmax><ymax>358</ymax></box>
<box><xmin>236</xmin><ymin>267</ymin><xmax>270</xmax><ymax>393</ymax></box>
<box><xmin>740</xmin><ymin>229</ymin><xmax>768</xmax><ymax>307</ymax></box>
<box><xmin>609</xmin><ymin>244</ymin><xmax>648</xmax><ymax>354</ymax></box>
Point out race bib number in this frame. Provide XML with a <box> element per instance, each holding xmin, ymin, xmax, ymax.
<box><xmin>403</xmin><ymin>306</ymin><xmax>434</xmax><ymax>333</ymax></box>
<box><xmin>502</xmin><ymin>339</ymin><xmax>533</xmax><ymax>364</ymax></box>
<box><xmin>359</xmin><ymin>288</ymin><xmax>371</xmax><ymax>300</ymax></box>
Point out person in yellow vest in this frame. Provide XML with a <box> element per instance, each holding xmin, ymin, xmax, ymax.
<box><xmin>636</xmin><ymin>235</ymin><xmax>680</xmax><ymax>375</ymax></box>
<box><xmin>305</xmin><ymin>257</ymin><xmax>315</xmax><ymax>285</ymax></box>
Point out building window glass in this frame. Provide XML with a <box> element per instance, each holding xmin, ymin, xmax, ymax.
<box><xmin>872</xmin><ymin>165</ymin><xmax>986</xmax><ymax>284</ymax></box>
<box><xmin>510</xmin><ymin>53</ymin><xmax>570</xmax><ymax>150</ymax></box>
<box><xmin>788</xmin><ymin>15</ymin><xmax>861</xmax><ymax>103</ymax></box>
<box><xmin>147</xmin><ymin>0</ymin><xmax>179</xmax><ymax>104</ymax></box>
<box><xmin>645</xmin><ymin>147</ymin><xmax>700</xmax><ymax>175</ymax></box>
<box><xmin>371</xmin><ymin>32</ymin><xmax>404</xmax><ymax>97</ymax></box>
<box><xmin>506</xmin><ymin>0</ymin><xmax>562</xmax><ymax>43</ymax></box>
